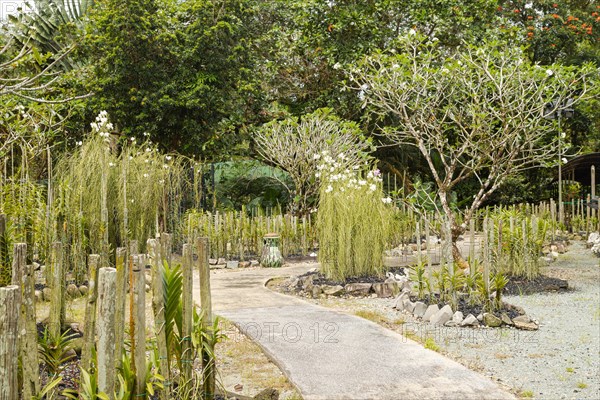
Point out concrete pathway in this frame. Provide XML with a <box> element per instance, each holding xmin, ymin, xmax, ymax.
<box><xmin>197</xmin><ymin>264</ymin><xmax>515</xmax><ymax>400</ymax></box>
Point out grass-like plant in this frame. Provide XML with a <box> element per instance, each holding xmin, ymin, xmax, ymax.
<box><xmin>316</xmin><ymin>151</ymin><xmax>392</xmax><ymax>280</ymax></box>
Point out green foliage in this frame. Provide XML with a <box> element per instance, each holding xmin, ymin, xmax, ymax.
<box><xmin>489</xmin><ymin>208</ymin><xmax>548</xmax><ymax>279</ymax></box>
<box><xmin>316</xmin><ymin>155</ymin><xmax>392</xmax><ymax>280</ymax></box>
<box><xmin>63</xmin><ymin>368</ymin><xmax>110</xmax><ymax>400</ymax></box>
<box><xmin>184</xmin><ymin>207</ymin><xmax>317</xmax><ymax>259</ymax></box>
<box><xmin>162</xmin><ymin>262</ymin><xmax>183</xmax><ymax>368</ymax></box>
<box><xmin>410</xmin><ymin>263</ymin><xmax>428</xmax><ymax>299</ymax></box>
<box><xmin>38</xmin><ymin>327</ymin><xmax>78</xmax><ymax>378</ymax></box>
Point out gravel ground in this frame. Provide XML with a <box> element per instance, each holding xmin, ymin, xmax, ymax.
<box><xmin>298</xmin><ymin>241</ymin><xmax>599</xmax><ymax>399</ymax></box>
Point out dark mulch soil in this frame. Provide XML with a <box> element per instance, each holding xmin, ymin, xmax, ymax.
<box><xmin>503</xmin><ymin>275</ymin><xmax>569</xmax><ymax>296</ymax></box>
<box><xmin>302</xmin><ymin>266</ymin><xmax>408</xmax><ymax>287</ymax></box>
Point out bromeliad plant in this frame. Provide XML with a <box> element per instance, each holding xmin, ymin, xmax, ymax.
<box><xmin>316</xmin><ymin>151</ymin><xmax>393</xmax><ymax>280</ymax></box>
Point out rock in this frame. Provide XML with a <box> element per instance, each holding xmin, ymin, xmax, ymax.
<box><xmin>239</xmin><ymin>261</ymin><xmax>251</xmax><ymax>268</ymax></box>
<box><xmin>430</xmin><ymin>305</ymin><xmax>453</xmax><ymax>326</ymax></box>
<box><xmin>308</xmin><ymin>267</ymin><xmax>318</xmax><ymax>273</ymax></box>
<box><xmin>34</xmin><ymin>290</ymin><xmax>43</xmax><ymax>303</ymax></box>
<box><xmin>217</xmin><ymin>258</ymin><xmax>226</xmax><ymax>265</ymax></box>
<box><xmin>78</xmin><ymin>285</ymin><xmax>88</xmax><ymax>296</ymax></box>
<box><xmin>345</xmin><ymin>283</ymin><xmax>372</xmax><ymax>296</ymax></box>
<box><xmin>311</xmin><ymin>285</ymin><xmax>322</xmax><ymax>298</ymax></box>
<box><xmin>299</xmin><ymin>275</ymin><xmax>314</xmax><ymax>291</ymax></box>
<box><xmin>452</xmin><ymin>311</ymin><xmax>464</xmax><ymax>325</ymax></box>
<box><xmin>587</xmin><ymin>232</ymin><xmax>600</xmax><ymax>247</ymax></box>
<box><xmin>444</xmin><ymin>321</ymin><xmax>458</xmax><ymax>327</ymax></box>
<box><xmin>500</xmin><ymin>313</ymin><xmax>513</xmax><ymax>326</ymax></box>
<box><xmin>209</xmin><ymin>258</ymin><xmax>218</xmax><ymax>265</ymax></box>
<box><xmin>309</xmin><ymin>252</ymin><xmax>317</xmax><ymax>257</ymax></box>
<box><xmin>373</xmin><ymin>282</ymin><xmax>397</xmax><ymax>298</ymax></box>
<box><xmin>66</xmin><ymin>283</ymin><xmax>80</xmax><ymax>298</ymax></box>
<box><xmin>550</xmin><ymin>251</ymin><xmax>559</xmax><ymax>259</ymax></box>
<box><xmin>403</xmin><ymin>299</ymin><xmax>416</xmax><ymax>313</ymax></box>
<box><xmin>392</xmin><ymin>292</ymin><xmax>409</xmax><ymax>310</ymax></box>
<box><xmin>413</xmin><ymin>301</ymin><xmax>428</xmax><ymax>318</ymax></box>
<box><xmin>410</xmin><ymin>243</ymin><xmax>418</xmax><ymax>251</ymax></box>
<box><xmin>69</xmin><ymin>322</ymin><xmax>82</xmax><ymax>334</ymax></box>
<box><xmin>460</xmin><ymin>314</ymin><xmax>479</xmax><ymax>327</ymax></box>
<box><xmin>226</xmin><ymin>261</ymin><xmax>239</xmax><ymax>269</ymax></box>
<box><xmin>42</xmin><ymin>287</ymin><xmax>52</xmax><ymax>301</ymax></box>
<box><xmin>253</xmin><ymin>388</ymin><xmax>279</xmax><ymax>400</ymax></box>
<box><xmin>592</xmin><ymin>243</ymin><xmax>600</xmax><ymax>257</ymax></box>
<box><xmin>476</xmin><ymin>313</ymin><xmax>483</xmax><ymax>322</ymax></box>
<box><xmin>556</xmin><ymin>243</ymin><xmax>566</xmax><ymax>254</ymax></box>
<box><xmin>250</xmin><ymin>260</ymin><xmax>260</xmax><ymax>267</ymax></box>
<box><xmin>483</xmin><ymin>313</ymin><xmax>503</xmax><ymax>327</ymax></box>
<box><xmin>422</xmin><ymin>305</ymin><xmax>439</xmax><ymax>322</ymax></box>
<box><xmin>322</xmin><ymin>285</ymin><xmax>344</xmax><ymax>296</ymax></box>
<box><xmin>63</xmin><ymin>349</ymin><xmax>77</xmax><ymax>361</ymax></box>
<box><xmin>512</xmin><ymin>315</ymin><xmax>539</xmax><ymax>330</ymax></box>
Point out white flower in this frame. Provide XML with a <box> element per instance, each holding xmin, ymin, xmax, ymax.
<box><xmin>337</xmin><ymin>153</ymin><xmax>346</xmax><ymax>160</ymax></box>
<box><xmin>546</xmin><ymin>69</ymin><xmax>553</xmax><ymax>77</ymax></box>
<box><xmin>369</xmin><ymin>184</ymin><xmax>376</xmax><ymax>192</ymax></box>
<box><xmin>76</xmin><ymin>141</ymin><xmax>83</xmax><ymax>146</ymax></box>
<box><xmin>313</xmin><ymin>153</ymin><xmax>321</xmax><ymax>160</ymax></box>
<box><xmin>146</xmin><ymin>148</ymin><xmax>151</xmax><ymax>153</ymax></box>
<box><xmin>562</xmin><ymin>157</ymin><xmax>568</xmax><ymax>164</ymax></box>
<box><xmin>163</xmin><ymin>164</ymin><xmax>169</xmax><ymax>169</ymax></box>
<box><xmin>315</xmin><ymin>172</ymin><xmax>321</xmax><ymax>178</ymax></box>
<box><xmin>143</xmin><ymin>132</ymin><xmax>149</xmax><ymax>137</ymax></box>
<box><xmin>358</xmin><ymin>180</ymin><xmax>366</xmax><ymax>186</ymax></box>
<box><xmin>108</xmin><ymin>162</ymin><xmax>115</xmax><ymax>167</ymax></box>
<box><xmin>382</xmin><ymin>197</ymin><xmax>392</xmax><ymax>204</ymax></box>
<box><xmin>166</xmin><ymin>155</ymin><xmax>172</xmax><ymax>161</ymax></box>
<box><xmin>325</xmin><ymin>185</ymin><xmax>333</xmax><ymax>193</ymax></box>
<box><xmin>367</xmin><ymin>171</ymin><xmax>374</xmax><ymax>179</ymax></box>
<box><xmin>143</xmin><ymin>173</ymin><xmax>149</xmax><ymax>178</ymax></box>
<box><xmin>333</xmin><ymin>62</ymin><xmax>342</xmax><ymax>70</ymax></box>
<box><xmin>145</xmin><ymin>159</ymin><xmax>150</xmax><ymax>163</ymax></box>
<box><xmin>408</xmin><ymin>28</ymin><xmax>416</xmax><ymax>35</ymax></box>
<box><xmin>339</xmin><ymin>187</ymin><xmax>345</xmax><ymax>192</ymax></box>
<box><xmin>560</xmin><ymin>131</ymin><xmax>566</xmax><ymax>139</ymax></box>
<box><xmin>130</xmin><ymin>137</ymin><xmax>136</xmax><ymax>142</ymax></box>
<box><xmin>159</xmin><ymin>179</ymin><xmax>165</xmax><ymax>184</ymax></box>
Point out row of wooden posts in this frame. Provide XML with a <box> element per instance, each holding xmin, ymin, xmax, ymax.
<box><xmin>0</xmin><ymin>234</ymin><xmax>214</xmax><ymax>400</ymax></box>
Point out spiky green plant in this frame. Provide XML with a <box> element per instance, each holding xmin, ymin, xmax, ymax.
<box><xmin>316</xmin><ymin>154</ymin><xmax>392</xmax><ymax>281</ymax></box>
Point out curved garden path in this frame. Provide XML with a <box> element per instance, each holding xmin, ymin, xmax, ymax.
<box><xmin>195</xmin><ymin>264</ymin><xmax>515</xmax><ymax>400</ymax></box>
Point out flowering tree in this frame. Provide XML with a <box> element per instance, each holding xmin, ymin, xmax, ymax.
<box><xmin>353</xmin><ymin>34</ymin><xmax>597</xmax><ymax>268</ymax></box>
<box><xmin>253</xmin><ymin>108</ymin><xmax>373</xmax><ymax>215</ymax></box>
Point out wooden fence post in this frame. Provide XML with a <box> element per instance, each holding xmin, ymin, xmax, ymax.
<box><xmin>81</xmin><ymin>254</ymin><xmax>100</xmax><ymax>372</ymax></box>
<box><xmin>181</xmin><ymin>243</ymin><xmax>194</xmax><ymax>384</ymax></box>
<box><xmin>0</xmin><ymin>285</ymin><xmax>20</xmax><ymax>400</ymax></box>
<box><xmin>160</xmin><ymin>233</ymin><xmax>172</xmax><ymax>267</ymax></box>
<box><xmin>97</xmin><ymin>267</ymin><xmax>117</xmax><ymax>395</ymax></box>
<box><xmin>197</xmin><ymin>237</ymin><xmax>214</xmax><ymax>398</ymax></box>
<box><xmin>114</xmin><ymin>247</ymin><xmax>127</xmax><ymax>371</ymax></box>
<box><xmin>48</xmin><ymin>242</ymin><xmax>64</xmax><ymax>339</ymax></box>
<box><xmin>131</xmin><ymin>255</ymin><xmax>147</xmax><ymax>398</ymax></box>
<box><xmin>0</xmin><ymin>214</ymin><xmax>9</xmax><ymax>286</ymax></box>
<box><xmin>11</xmin><ymin>243</ymin><xmax>39</xmax><ymax>398</ymax></box>
<box><xmin>147</xmin><ymin>239</ymin><xmax>170</xmax><ymax>399</ymax></box>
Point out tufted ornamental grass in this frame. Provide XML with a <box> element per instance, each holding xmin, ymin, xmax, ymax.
<box><xmin>316</xmin><ymin>159</ymin><xmax>392</xmax><ymax>281</ymax></box>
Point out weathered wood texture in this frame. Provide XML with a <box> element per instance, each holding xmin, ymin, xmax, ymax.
<box><xmin>48</xmin><ymin>242</ymin><xmax>64</xmax><ymax>339</ymax></box>
<box><xmin>97</xmin><ymin>267</ymin><xmax>117</xmax><ymax>395</ymax></box>
<box><xmin>11</xmin><ymin>243</ymin><xmax>39</xmax><ymax>398</ymax></box>
<box><xmin>181</xmin><ymin>243</ymin><xmax>194</xmax><ymax>383</ymax></box>
<box><xmin>81</xmin><ymin>254</ymin><xmax>100</xmax><ymax>372</ymax></box>
<box><xmin>0</xmin><ymin>285</ymin><xmax>20</xmax><ymax>400</ymax></box>
<box><xmin>114</xmin><ymin>247</ymin><xmax>128</xmax><ymax>371</ymax></box>
<box><xmin>197</xmin><ymin>237</ymin><xmax>215</xmax><ymax>398</ymax></box>
<box><xmin>131</xmin><ymin>255</ymin><xmax>146</xmax><ymax>397</ymax></box>
<box><xmin>147</xmin><ymin>239</ymin><xmax>170</xmax><ymax>399</ymax></box>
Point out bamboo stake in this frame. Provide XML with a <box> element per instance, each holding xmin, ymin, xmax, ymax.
<box><xmin>11</xmin><ymin>243</ymin><xmax>39</xmax><ymax>398</ymax></box>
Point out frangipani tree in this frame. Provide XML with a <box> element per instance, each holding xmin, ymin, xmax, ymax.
<box><xmin>254</xmin><ymin>108</ymin><xmax>373</xmax><ymax>215</ymax></box>
<box><xmin>353</xmin><ymin>34</ymin><xmax>597</xmax><ymax>268</ymax></box>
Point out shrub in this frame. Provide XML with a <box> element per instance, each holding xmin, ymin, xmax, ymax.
<box><xmin>316</xmin><ymin>151</ymin><xmax>392</xmax><ymax>280</ymax></box>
